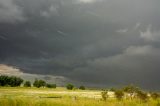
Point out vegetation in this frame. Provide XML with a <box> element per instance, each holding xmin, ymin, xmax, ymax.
<box><xmin>46</xmin><ymin>83</ymin><xmax>56</xmax><ymax>88</ymax></box>
<box><xmin>66</xmin><ymin>83</ymin><xmax>74</xmax><ymax>90</ymax></box>
<box><xmin>114</xmin><ymin>90</ymin><xmax>124</xmax><ymax>100</ymax></box>
<box><xmin>0</xmin><ymin>75</ymin><xmax>23</xmax><ymax>87</ymax></box>
<box><xmin>0</xmin><ymin>75</ymin><xmax>160</xmax><ymax>106</ymax></box>
<box><xmin>79</xmin><ymin>85</ymin><xmax>85</xmax><ymax>90</ymax></box>
<box><xmin>123</xmin><ymin>84</ymin><xmax>139</xmax><ymax>94</ymax></box>
<box><xmin>101</xmin><ymin>90</ymin><xmax>108</xmax><ymax>101</ymax></box>
<box><xmin>33</xmin><ymin>79</ymin><xmax>46</xmax><ymax>88</ymax></box>
<box><xmin>0</xmin><ymin>87</ymin><xmax>159</xmax><ymax>106</ymax></box>
<box><xmin>24</xmin><ymin>81</ymin><xmax>31</xmax><ymax>87</ymax></box>
<box><xmin>136</xmin><ymin>90</ymin><xmax>148</xmax><ymax>102</ymax></box>
<box><xmin>110</xmin><ymin>87</ymin><xmax>116</xmax><ymax>92</ymax></box>
<box><xmin>151</xmin><ymin>92</ymin><xmax>160</xmax><ymax>100</ymax></box>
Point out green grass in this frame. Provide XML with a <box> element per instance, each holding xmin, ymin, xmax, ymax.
<box><xmin>0</xmin><ymin>87</ymin><xmax>159</xmax><ymax>106</ymax></box>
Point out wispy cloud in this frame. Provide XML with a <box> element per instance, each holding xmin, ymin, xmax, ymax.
<box><xmin>0</xmin><ymin>0</ymin><xmax>26</xmax><ymax>23</ymax></box>
<box><xmin>140</xmin><ymin>25</ymin><xmax>160</xmax><ymax>42</ymax></box>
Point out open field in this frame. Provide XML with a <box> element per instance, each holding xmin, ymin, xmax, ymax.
<box><xmin>0</xmin><ymin>87</ymin><xmax>160</xmax><ymax>106</ymax></box>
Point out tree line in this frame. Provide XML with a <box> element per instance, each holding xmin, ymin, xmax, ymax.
<box><xmin>0</xmin><ymin>75</ymin><xmax>85</xmax><ymax>90</ymax></box>
<box><xmin>0</xmin><ymin>75</ymin><xmax>23</xmax><ymax>87</ymax></box>
<box><xmin>0</xmin><ymin>75</ymin><xmax>56</xmax><ymax>88</ymax></box>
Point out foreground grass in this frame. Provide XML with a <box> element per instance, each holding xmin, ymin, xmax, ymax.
<box><xmin>0</xmin><ymin>87</ymin><xmax>159</xmax><ymax>106</ymax></box>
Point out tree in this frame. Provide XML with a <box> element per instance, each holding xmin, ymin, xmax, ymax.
<box><xmin>39</xmin><ymin>80</ymin><xmax>46</xmax><ymax>87</ymax></box>
<box><xmin>115</xmin><ymin>90</ymin><xmax>124</xmax><ymax>100</ymax></box>
<box><xmin>66</xmin><ymin>83</ymin><xmax>74</xmax><ymax>90</ymax></box>
<box><xmin>123</xmin><ymin>84</ymin><xmax>139</xmax><ymax>99</ymax></box>
<box><xmin>79</xmin><ymin>86</ymin><xmax>85</xmax><ymax>90</ymax></box>
<box><xmin>33</xmin><ymin>79</ymin><xmax>46</xmax><ymax>88</ymax></box>
<box><xmin>0</xmin><ymin>75</ymin><xmax>23</xmax><ymax>87</ymax></box>
<box><xmin>46</xmin><ymin>83</ymin><xmax>56</xmax><ymax>88</ymax></box>
<box><xmin>0</xmin><ymin>75</ymin><xmax>9</xmax><ymax>86</ymax></box>
<box><xmin>11</xmin><ymin>76</ymin><xmax>23</xmax><ymax>87</ymax></box>
<box><xmin>24</xmin><ymin>81</ymin><xmax>31</xmax><ymax>87</ymax></box>
<box><xmin>33</xmin><ymin>79</ymin><xmax>39</xmax><ymax>88</ymax></box>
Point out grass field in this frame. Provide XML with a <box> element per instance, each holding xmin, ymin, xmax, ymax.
<box><xmin>0</xmin><ymin>87</ymin><xmax>159</xmax><ymax>106</ymax></box>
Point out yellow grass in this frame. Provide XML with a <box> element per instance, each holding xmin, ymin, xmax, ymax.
<box><xmin>0</xmin><ymin>87</ymin><xmax>159</xmax><ymax>106</ymax></box>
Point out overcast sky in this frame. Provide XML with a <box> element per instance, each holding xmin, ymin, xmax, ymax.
<box><xmin>0</xmin><ymin>0</ymin><xmax>160</xmax><ymax>89</ymax></box>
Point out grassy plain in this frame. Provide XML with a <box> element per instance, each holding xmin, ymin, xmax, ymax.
<box><xmin>0</xmin><ymin>87</ymin><xmax>159</xmax><ymax>106</ymax></box>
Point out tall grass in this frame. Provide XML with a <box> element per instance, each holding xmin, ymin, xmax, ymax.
<box><xmin>0</xmin><ymin>87</ymin><xmax>159</xmax><ymax>106</ymax></box>
<box><xmin>0</xmin><ymin>97</ymin><xmax>159</xmax><ymax>106</ymax></box>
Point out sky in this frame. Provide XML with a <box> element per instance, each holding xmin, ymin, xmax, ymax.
<box><xmin>0</xmin><ymin>0</ymin><xmax>160</xmax><ymax>89</ymax></box>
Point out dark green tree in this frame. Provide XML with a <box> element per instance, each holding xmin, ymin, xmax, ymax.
<box><xmin>33</xmin><ymin>79</ymin><xmax>46</xmax><ymax>88</ymax></box>
<box><xmin>79</xmin><ymin>86</ymin><xmax>85</xmax><ymax>90</ymax></box>
<box><xmin>8</xmin><ymin>76</ymin><xmax>23</xmax><ymax>87</ymax></box>
<box><xmin>39</xmin><ymin>80</ymin><xmax>46</xmax><ymax>87</ymax></box>
<box><xmin>66</xmin><ymin>83</ymin><xmax>74</xmax><ymax>90</ymax></box>
<box><xmin>46</xmin><ymin>83</ymin><xmax>56</xmax><ymax>88</ymax></box>
<box><xmin>24</xmin><ymin>81</ymin><xmax>31</xmax><ymax>87</ymax></box>
<box><xmin>0</xmin><ymin>75</ymin><xmax>9</xmax><ymax>86</ymax></box>
<box><xmin>0</xmin><ymin>75</ymin><xmax>23</xmax><ymax>87</ymax></box>
<box><xmin>33</xmin><ymin>79</ymin><xmax>39</xmax><ymax>88</ymax></box>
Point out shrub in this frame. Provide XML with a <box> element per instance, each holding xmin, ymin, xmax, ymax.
<box><xmin>101</xmin><ymin>90</ymin><xmax>108</xmax><ymax>101</ymax></box>
<box><xmin>110</xmin><ymin>87</ymin><xmax>116</xmax><ymax>92</ymax></box>
<box><xmin>24</xmin><ymin>81</ymin><xmax>31</xmax><ymax>87</ymax></box>
<box><xmin>137</xmin><ymin>90</ymin><xmax>148</xmax><ymax>102</ymax></box>
<box><xmin>151</xmin><ymin>92</ymin><xmax>159</xmax><ymax>100</ymax></box>
<box><xmin>79</xmin><ymin>86</ymin><xmax>85</xmax><ymax>90</ymax></box>
<box><xmin>66</xmin><ymin>83</ymin><xmax>74</xmax><ymax>90</ymax></box>
<box><xmin>46</xmin><ymin>83</ymin><xmax>56</xmax><ymax>88</ymax></box>
<box><xmin>115</xmin><ymin>90</ymin><xmax>124</xmax><ymax>100</ymax></box>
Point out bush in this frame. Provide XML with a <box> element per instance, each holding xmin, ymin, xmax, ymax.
<box><xmin>79</xmin><ymin>86</ymin><xmax>85</xmax><ymax>90</ymax></box>
<box><xmin>115</xmin><ymin>90</ymin><xmax>124</xmax><ymax>100</ymax></box>
<box><xmin>33</xmin><ymin>79</ymin><xmax>46</xmax><ymax>88</ymax></box>
<box><xmin>137</xmin><ymin>90</ymin><xmax>148</xmax><ymax>102</ymax></box>
<box><xmin>24</xmin><ymin>81</ymin><xmax>31</xmax><ymax>87</ymax></box>
<box><xmin>110</xmin><ymin>87</ymin><xmax>116</xmax><ymax>92</ymax></box>
<box><xmin>66</xmin><ymin>83</ymin><xmax>74</xmax><ymax>90</ymax></box>
<box><xmin>46</xmin><ymin>83</ymin><xmax>56</xmax><ymax>88</ymax></box>
<box><xmin>151</xmin><ymin>92</ymin><xmax>159</xmax><ymax>100</ymax></box>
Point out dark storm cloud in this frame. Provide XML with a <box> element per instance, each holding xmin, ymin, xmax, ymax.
<box><xmin>0</xmin><ymin>0</ymin><xmax>160</xmax><ymax>89</ymax></box>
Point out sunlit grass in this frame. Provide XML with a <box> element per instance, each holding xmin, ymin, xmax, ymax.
<box><xmin>0</xmin><ymin>87</ymin><xmax>159</xmax><ymax>106</ymax></box>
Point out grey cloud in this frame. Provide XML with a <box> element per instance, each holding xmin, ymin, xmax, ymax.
<box><xmin>0</xmin><ymin>0</ymin><xmax>26</xmax><ymax>23</ymax></box>
<box><xmin>70</xmin><ymin>45</ymin><xmax>160</xmax><ymax>88</ymax></box>
<box><xmin>0</xmin><ymin>0</ymin><xmax>160</xmax><ymax>89</ymax></box>
<box><xmin>0</xmin><ymin>64</ymin><xmax>71</xmax><ymax>85</ymax></box>
<box><xmin>140</xmin><ymin>25</ymin><xmax>160</xmax><ymax>42</ymax></box>
<box><xmin>77</xmin><ymin>0</ymin><xmax>102</xmax><ymax>3</ymax></box>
